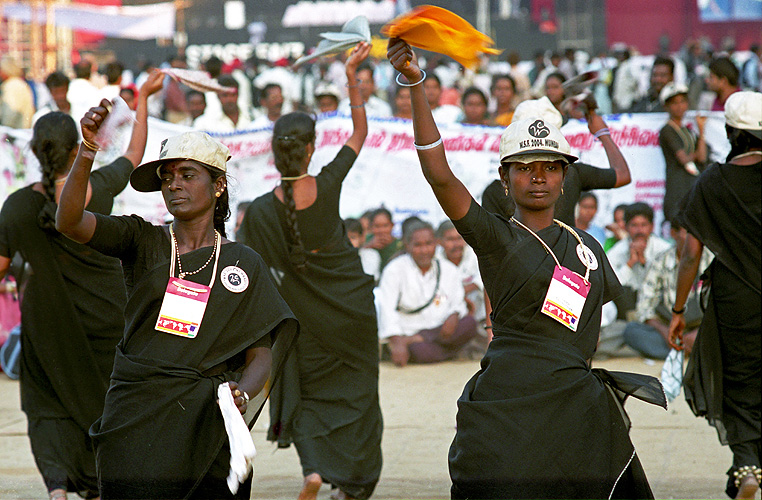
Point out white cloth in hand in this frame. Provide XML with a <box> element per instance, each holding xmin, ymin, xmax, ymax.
<box><xmin>217</xmin><ymin>382</ymin><xmax>257</xmax><ymax>493</ymax></box>
<box><xmin>659</xmin><ymin>348</ymin><xmax>684</xmax><ymax>402</ymax></box>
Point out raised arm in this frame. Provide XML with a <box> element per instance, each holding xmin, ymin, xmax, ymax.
<box><xmin>668</xmin><ymin>233</ymin><xmax>704</xmax><ymax>349</ymax></box>
<box><xmin>122</xmin><ymin>69</ymin><xmax>164</xmax><ymax>167</ymax></box>
<box><xmin>343</xmin><ymin>42</ymin><xmax>371</xmax><ymax>155</ymax></box>
<box><xmin>583</xmin><ymin>96</ymin><xmax>631</xmax><ymax>187</ymax></box>
<box><xmin>56</xmin><ymin>103</ymin><xmax>110</xmax><ymax>243</ymax></box>
<box><xmin>387</xmin><ymin>38</ymin><xmax>471</xmax><ymax>220</ymax></box>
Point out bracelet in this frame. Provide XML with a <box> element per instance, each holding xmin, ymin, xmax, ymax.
<box><xmin>593</xmin><ymin>128</ymin><xmax>610</xmax><ymax>140</ymax></box>
<box><xmin>81</xmin><ymin>138</ymin><xmax>100</xmax><ymax>151</ymax></box>
<box><xmin>733</xmin><ymin>465</ymin><xmax>762</xmax><ymax>488</ymax></box>
<box><xmin>345</xmin><ymin>80</ymin><xmax>363</xmax><ymax>87</ymax></box>
<box><xmin>349</xmin><ymin>103</ymin><xmax>365</xmax><ymax>109</ymax></box>
<box><xmin>396</xmin><ymin>69</ymin><xmax>426</xmax><ymax>87</ymax></box>
<box><xmin>242</xmin><ymin>391</ymin><xmax>249</xmax><ymax>403</ymax></box>
<box><xmin>484</xmin><ymin>325</ymin><xmax>493</xmax><ymax>330</ymax></box>
<box><xmin>672</xmin><ymin>306</ymin><xmax>686</xmax><ymax>314</ymax></box>
<box><xmin>414</xmin><ymin>137</ymin><xmax>443</xmax><ymax>151</ymax></box>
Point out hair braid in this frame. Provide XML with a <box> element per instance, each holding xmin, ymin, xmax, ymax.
<box><xmin>272</xmin><ymin>112</ymin><xmax>316</xmax><ymax>272</ymax></box>
<box><xmin>30</xmin><ymin>112</ymin><xmax>78</xmax><ymax>231</ymax></box>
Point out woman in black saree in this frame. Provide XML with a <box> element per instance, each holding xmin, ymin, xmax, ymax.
<box><xmin>387</xmin><ymin>38</ymin><xmax>666</xmax><ymax>499</ymax></box>
<box><xmin>56</xmin><ymin>112</ymin><xmax>298</xmax><ymax>498</ymax></box>
<box><xmin>669</xmin><ymin>91</ymin><xmax>761</xmax><ymax>500</ymax></box>
<box><xmin>237</xmin><ymin>42</ymin><xmax>382</xmax><ymax>500</ymax></box>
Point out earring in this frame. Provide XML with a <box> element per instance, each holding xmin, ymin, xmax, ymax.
<box><xmin>561</xmin><ymin>187</ymin><xmax>564</xmax><ymax>195</ymax></box>
<box><xmin>215</xmin><ymin>192</ymin><xmax>221</xmax><ymax>198</ymax></box>
<box><xmin>504</xmin><ymin>186</ymin><xmax>508</xmax><ymax>196</ymax></box>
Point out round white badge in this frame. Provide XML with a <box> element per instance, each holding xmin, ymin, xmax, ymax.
<box><xmin>221</xmin><ymin>266</ymin><xmax>249</xmax><ymax>293</ymax></box>
<box><xmin>576</xmin><ymin>243</ymin><xmax>599</xmax><ymax>271</ymax></box>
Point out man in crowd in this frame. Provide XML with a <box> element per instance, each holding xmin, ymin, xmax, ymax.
<box><xmin>313</xmin><ymin>82</ymin><xmax>341</xmax><ymax>114</ymax></box>
<box><xmin>436</xmin><ymin>220</ymin><xmax>485</xmax><ymax>323</ymax></box>
<box><xmin>629</xmin><ymin>56</ymin><xmax>675</xmax><ymax>112</ymax></box>
<box><xmin>339</xmin><ymin>62</ymin><xmax>392</xmax><ymax>117</ymax></box>
<box><xmin>0</xmin><ymin>56</ymin><xmax>35</xmax><ymax>129</ymax></box>
<box><xmin>186</xmin><ymin>90</ymin><xmax>206</xmax><ymax>123</ymax></box>
<box><xmin>67</xmin><ymin>59</ymin><xmax>100</xmax><ymax>125</ymax></box>
<box><xmin>622</xmin><ymin>218</ymin><xmax>713</xmax><ymax>358</ymax></box>
<box><xmin>32</xmin><ymin>71</ymin><xmax>71</xmax><ymax>125</ymax></box>
<box><xmin>193</xmin><ymin>75</ymin><xmax>252</xmax><ymax>132</ymax></box>
<box><xmin>607</xmin><ymin>202</ymin><xmax>673</xmax><ymax>318</ymax></box>
<box><xmin>423</xmin><ymin>73</ymin><xmax>461</xmax><ymax>124</ymax></box>
<box><xmin>100</xmin><ymin>61</ymin><xmax>123</xmax><ymax>101</ymax></box>
<box><xmin>251</xmin><ymin>83</ymin><xmax>284</xmax><ymax>128</ymax></box>
<box><xmin>706</xmin><ymin>56</ymin><xmax>740</xmax><ymax>110</ymax></box>
<box><xmin>377</xmin><ymin>220</ymin><xmax>477</xmax><ymax>367</ymax></box>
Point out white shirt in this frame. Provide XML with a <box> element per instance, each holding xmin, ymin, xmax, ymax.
<box><xmin>359</xmin><ymin>248</ymin><xmax>381</xmax><ymax>282</ymax></box>
<box><xmin>431</xmin><ymin>104</ymin><xmax>462</xmax><ymax>124</ymax></box>
<box><xmin>338</xmin><ymin>95</ymin><xmax>392</xmax><ymax>118</ymax></box>
<box><xmin>193</xmin><ymin>108</ymin><xmax>253</xmax><ymax>133</ymax></box>
<box><xmin>376</xmin><ymin>254</ymin><xmax>467</xmax><ymax>340</ymax></box>
<box><xmin>436</xmin><ymin>245</ymin><xmax>485</xmax><ymax>321</ymax></box>
<box><xmin>67</xmin><ymin>78</ymin><xmax>101</xmax><ymax>125</ymax></box>
<box><xmin>607</xmin><ymin>235</ymin><xmax>673</xmax><ymax>289</ymax></box>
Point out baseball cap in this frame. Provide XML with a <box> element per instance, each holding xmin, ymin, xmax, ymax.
<box><xmin>314</xmin><ymin>81</ymin><xmax>341</xmax><ymax>101</ymax></box>
<box><xmin>499</xmin><ymin>117</ymin><xmax>577</xmax><ymax>165</ymax></box>
<box><xmin>130</xmin><ymin>131</ymin><xmax>230</xmax><ymax>192</ymax></box>
<box><xmin>512</xmin><ymin>96</ymin><xmax>563</xmax><ymax>129</ymax></box>
<box><xmin>725</xmin><ymin>91</ymin><xmax>762</xmax><ymax>139</ymax></box>
<box><xmin>659</xmin><ymin>82</ymin><xmax>689</xmax><ymax>105</ymax></box>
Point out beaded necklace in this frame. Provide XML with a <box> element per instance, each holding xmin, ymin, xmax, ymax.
<box><xmin>171</xmin><ymin>225</ymin><xmax>220</xmax><ymax>279</ymax></box>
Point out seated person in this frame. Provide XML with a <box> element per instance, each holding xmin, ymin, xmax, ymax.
<box><xmin>622</xmin><ymin>218</ymin><xmax>713</xmax><ymax>359</ymax></box>
<box><xmin>607</xmin><ymin>202</ymin><xmax>673</xmax><ymax>319</ymax></box>
<box><xmin>436</xmin><ymin>220</ymin><xmax>485</xmax><ymax>322</ymax></box>
<box><xmin>344</xmin><ymin>217</ymin><xmax>381</xmax><ymax>282</ymax></box>
<box><xmin>574</xmin><ymin>191</ymin><xmax>606</xmax><ymax>245</ymax></box>
<box><xmin>364</xmin><ymin>207</ymin><xmax>403</xmax><ymax>271</ymax></box>
<box><xmin>376</xmin><ymin>220</ymin><xmax>477</xmax><ymax>367</ymax></box>
<box><xmin>603</xmin><ymin>203</ymin><xmax>628</xmax><ymax>252</ymax></box>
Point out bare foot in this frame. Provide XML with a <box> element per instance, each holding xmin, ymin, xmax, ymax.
<box><xmin>330</xmin><ymin>488</ymin><xmax>354</xmax><ymax>499</ymax></box>
<box><xmin>298</xmin><ymin>473</ymin><xmax>322</xmax><ymax>500</ymax></box>
<box><xmin>736</xmin><ymin>475</ymin><xmax>759</xmax><ymax>500</ymax></box>
<box><xmin>49</xmin><ymin>489</ymin><xmax>66</xmax><ymax>500</ymax></box>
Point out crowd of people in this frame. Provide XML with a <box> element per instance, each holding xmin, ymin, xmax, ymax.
<box><xmin>0</xmin><ymin>24</ymin><xmax>759</xmax><ymax>500</ymax></box>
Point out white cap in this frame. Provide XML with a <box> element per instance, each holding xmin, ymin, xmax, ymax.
<box><xmin>131</xmin><ymin>131</ymin><xmax>230</xmax><ymax>192</ymax></box>
<box><xmin>659</xmin><ymin>82</ymin><xmax>689</xmax><ymax>105</ymax></box>
<box><xmin>314</xmin><ymin>81</ymin><xmax>341</xmax><ymax>101</ymax></box>
<box><xmin>725</xmin><ymin>91</ymin><xmax>762</xmax><ymax>139</ymax></box>
<box><xmin>499</xmin><ymin>117</ymin><xmax>577</xmax><ymax>164</ymax></box>
<box><xmin>512</xmin><ymin>96</ymin><xmax>563</xmax><ymax>129</ymax></box>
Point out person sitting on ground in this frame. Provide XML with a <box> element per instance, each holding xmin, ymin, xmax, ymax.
<box><xmin>604</xmin><ymin>203</ymin><xmax>629</xmax><ymax>252</ymax></box>
<box><xmin>436</xmin><ymin>220</ymin><xmax>485</xmax><ymax>323</ymax></box>
<box><xmin>622</xmin><ymin>217</ymin><xmax>713</xmax><ymax>359</ymax></box>
<box><xmin>364</xmin><ymin>207</ymin><xmax>403</xmax><ymax>271</ymax></box>
<box><xmin>607</xmin><ymin>202</ymin><xmax>673</xmax><ymax>319</ymax></box>
<box><xmin>345</xmin><ymin>217</ymin><xmax>381</xmax><ymax>282</ymax></box>
<box><xmin>377</xmin><ymin>220</ymin><xmax>477</xmax><ymax>367</ymax></box>
<box><xmin>574</xmin><ymin>191</ymin><xmax>606</xmax><ymax>245</ymax></box>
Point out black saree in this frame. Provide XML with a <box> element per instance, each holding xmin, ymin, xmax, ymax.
<box><xmin>86</xmin><ymin>215</ymin><xmax>298</xmax><ymax>499</ymax></box>
<box><xmin>238</xmin><ymin>192</ymin><xmax>382</xmax><ymax>499</ymax></box>
<box><xmin>449</xmin><ymin>199</ymin><xmax>666</xmax><ymax>499</ymax></box>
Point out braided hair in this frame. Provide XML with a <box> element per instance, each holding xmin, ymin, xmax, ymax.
<box><xmin>30</xmin><ymin>112</ymin><xmax>78</xmax><ymax>231</ymax></box>
<box><xmin>271</xmin><ymin>112</ymin><xmax>316</xmax><ymax>271</ymax></box>
<box><xmin>206</xmin><ymin>166</ymin><xmax>231</xmax><ymax>238</ymax></box>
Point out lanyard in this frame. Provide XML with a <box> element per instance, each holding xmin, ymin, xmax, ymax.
<box><xmin>169</xmin><ymin>224</ymin><xmax>221</xmax><ymax>289</ymax></box>
<box><xmin>510</xmin><ymin>217</ymin><xmax>591</xmax><ymax>282</ymax></box>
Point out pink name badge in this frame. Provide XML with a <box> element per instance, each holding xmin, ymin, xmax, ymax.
<box><xmin>155</xmin><ymin>278</ymin><xmax>211</xmax><ymax>338</ymax></box>
<box><xmin>541</xmin><ymin>266</ymin><xmax>591</xmax><ymax>332</ymax></box>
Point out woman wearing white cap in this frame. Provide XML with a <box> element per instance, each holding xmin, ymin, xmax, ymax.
<box><xmin>669</xmin><ymin>91</ymin><xmax>761</xmax><ymax>500</ymax></box>
<box><xmin>387</xmin><ymin>38</ymin><xmax>666</xmax><ymax>499</ymax></box>
<box><xmin>56</xmin><ymin>114</ymin><xmax>298</xmax><ymax>497</ymax></box>
<box><xmin>658</xmin><ymin>82</ymin><xmax>708</xmax><ymax>222</ymax></box>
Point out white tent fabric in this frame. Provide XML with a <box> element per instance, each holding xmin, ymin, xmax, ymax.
<box><xmin>2</xmin><ymin>2</ymin><xmax>175</xmax><ymax>40</ymax></box>
<box><xmin>282</xmin><ymin>0</ymin><xmax>395</xmax><ymax>27</ymax></box>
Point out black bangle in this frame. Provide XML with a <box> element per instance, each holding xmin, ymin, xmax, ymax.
<box><xmin>672</xmin><ymin>306</ymin><xmax>686</xmax><ymax>314</ymax></box>
<box><xmin>484</xmin><ymin>325</ymin><xmax>493</xmax><ymax>330</ymax></box>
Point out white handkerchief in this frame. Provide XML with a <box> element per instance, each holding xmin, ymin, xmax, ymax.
<box><xmin>659</xmin><ymin>348</ymin><xmax>684</xmax><ymax>402</ymax></box>
<box><xmin>217</xmin><ymin>382</ymin><xmax>257</xmax><ymax>494</ymax></box>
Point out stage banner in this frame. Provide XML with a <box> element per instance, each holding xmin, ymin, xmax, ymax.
<box><xmin>1</xmin><ymin>111</ymin><xmax>728</xmax><ymax>237</ymax></box>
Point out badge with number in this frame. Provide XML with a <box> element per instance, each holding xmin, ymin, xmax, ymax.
<box><xmin>541</xmin><ymin>266</ymin><xmax>591</xmax><ymax>332</ymax></box>
<box><xmin>221</xmin><ymin>265</ymin><xmax>249</xmax><ymax>293</ymax></box>
<box><xmin>576</xmin><ymin>243</ymin><xmax>598</xmax><ymax>270</ymax></box>
<box><xmin>155</xmin><ymin>278</ymin><xmax>211</xmax><ymax>338</ymax></box>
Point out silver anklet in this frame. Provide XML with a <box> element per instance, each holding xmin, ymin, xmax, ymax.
<box><xmin>733</xmin><ymin>465</ymin><xmax>762</xmax><ymax>488</ymax></box>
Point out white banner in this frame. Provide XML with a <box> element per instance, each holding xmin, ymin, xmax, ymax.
<box><xmin>0</xmin><ymin>111</ymin><xmax>729</xmax><ymax>238</ymax></box>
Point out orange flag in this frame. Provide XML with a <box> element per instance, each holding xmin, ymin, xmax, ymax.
<box><xmin>381</xmin><ymin>5</ymin><xmax>501</xmax><ymax>69</ymax></box>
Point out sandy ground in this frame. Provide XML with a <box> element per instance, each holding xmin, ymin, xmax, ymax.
<box><xmin>0</xmin><ymin>356</ymin><xmax>738</xmax><ymax>500</ymax></box>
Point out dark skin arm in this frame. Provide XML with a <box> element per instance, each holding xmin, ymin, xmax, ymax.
<box><xmin>668</xmin><ymin>233</ymin><xmax>704</xmax><ymax>350</ymax></box>
<box><xmin>387</xmin><ymin>38</ymin><xmax>472</xmax><ymax>221</ymax></box>
<box><xmin>228</xmin><ymin>346</ymin><xmax>272</xmax><ymax>414</ymax></box>
<box><xmin>344</xmin><ymin>42</ymin><xmax>371</xmax><ymax>155</ymax></box>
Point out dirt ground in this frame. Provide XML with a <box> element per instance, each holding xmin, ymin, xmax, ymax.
<box><xmin>0</xmin><ymin>356</ymin><xmax>737</xmax><ymax>499</ymax></box>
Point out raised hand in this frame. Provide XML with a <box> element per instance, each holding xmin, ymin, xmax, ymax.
<box><xmin>346</xmin><ymin>41</ymin><xmax>371</xmax><ymax>73</ymax></box>
<box><xmin>80</xmin><ymin>99</ymin><xmax>112</xmax><ymax>146</ymax></box>
<box><xmin>387</xmin><ymin>37</ymin><xmax>422</xmax><ymax>83</ymax></box>
<box><xmin>139</xmin><ymin>68</ymin><xmax>165</xmax><ymax>98</ymax></box>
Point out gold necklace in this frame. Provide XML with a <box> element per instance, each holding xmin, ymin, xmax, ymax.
<box><xmin>173</xmin><ymin>229</ymin><xmax>220</xmax><ymax>279</ymax></box>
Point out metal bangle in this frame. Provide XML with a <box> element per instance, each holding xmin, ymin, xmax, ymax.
<box><xmin>349</xmin><ymin>103</ymin><xmax>365</xmax><ymax>108</ymax></box>
<box><xmin>396</xmin><ymin>69</ymin><xmax>426</xmax><ymax>87</ymax></box>
<box><xmin>414</xmin><ymin>137</ymin><xmax>443</xmax><ymax>151</ymax></box>
<box><xmin>671</xmin><ymin>306</ymin><xmax>686</xmax><ymax>314</ymax></box>
<box><xmin>81</xmin><ymin>138</ymin><xmax>100</xmax><ymax>151</ymax></box>
<box><xmin>242</xmin><ymin>391</ymin><xmax>250</xmax><ymax>403</ymax></box>
<box><xmin>593</xmin><ymin>128</ymin><xmax>610</xmax><ymax>140</ymax></box>
<box><xmin>345</xmin><ymin>80</ymin><xmax>363</xmax><ymax>87</ymax></box>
